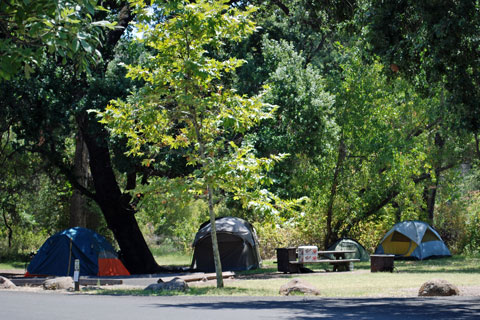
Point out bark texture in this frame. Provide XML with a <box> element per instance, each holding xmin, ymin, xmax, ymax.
<box><xmin>69</xmin><ymin>130</ymin><xmax>89</xmax><ymax>227</ymax></box>
<box><xmin>81</xmin><ymin>122</ymin><xmax>164</xmax><ymax>274</ymax></box>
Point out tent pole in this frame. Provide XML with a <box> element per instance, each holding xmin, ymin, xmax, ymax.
<box><xmin>67</xmin><ymin>238</ymin><xmax>73</xmax><ymax>275</ymax></box>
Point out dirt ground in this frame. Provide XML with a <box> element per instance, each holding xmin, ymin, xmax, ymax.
<box><xmin>2</xmin><ymin>268</ymin><xmax>480</xmax><ymax>297</ymax></box>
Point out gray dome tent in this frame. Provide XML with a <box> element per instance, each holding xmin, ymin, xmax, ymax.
<box><xmin>327</xmin><ymin>238</ymin><xmax>370</xmax><ymax>261</ymax></box>
<box><xmin>375</xmin><ymin>220</ymin><xmax>451</xmax><ymax>260</ymax></box>
<box><xmin>191</xmin><ymin>217</ymin><xmax>261</xmax><ymax>272</ymax></box>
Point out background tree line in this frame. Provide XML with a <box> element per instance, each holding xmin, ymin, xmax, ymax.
<box><xmin>1</xmin><ymin>0</ymin><xmax>479</xmax><ymax>271</ymax></box>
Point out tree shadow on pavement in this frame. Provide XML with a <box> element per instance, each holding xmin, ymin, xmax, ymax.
<box><xmin>153</xmin><ymin>297</ymin><xmax>480</xmax><ymax>319</ymax></box>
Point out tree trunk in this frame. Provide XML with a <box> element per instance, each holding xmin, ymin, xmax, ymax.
<box><xmin>423</xmin><ymin>172</ymin><xmax>439</xmax><ymax>224</ymax></box>
<box><xmin>81</xmin><ymin>120</ymin><xmax>164</xmax><ymax>274</ymax></box>
<box><xmin>191</xmin><ymin>108</ymin><xmax>223</xmax><ymax>288</ymax></box>
<box><xmin>2</xmin><ymin>209</ymin><xmax>12</xmax><ymax>248</ymax></box>
<box><xmin>392</xmin><ymin>202</ymin><xmax>401</xmax><ymax>223</ymax></box>
<box><xmin>207</xmin><ymin>185</ymin><xmax>223</xmax><ymax>288</ymax></box>
<box><xmin>423</xmin><ymin>133</ymin><xmax>445</xmax><ymax>223</ymax></box>
<box><xmin>325</xmin><ymin>138</ymin><xmax>346</xmax><ymax>248</ymax></box>
<box><xmin>70</xmin><ymin>2</ymin><xmax>163</xmax><ymax>274</ymax></box>
<box><xmin>69</xmin><ymin>130</ymin><xmax>89</xmax><ymax>227</ymax></box>
<box><xmin>426</xmin><ymin>183</ymin><xmax>438</xmax><ymax>223</ymax></box>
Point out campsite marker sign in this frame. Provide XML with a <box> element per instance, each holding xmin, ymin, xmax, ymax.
<box><xmin>74</xmin><ymin>259</ymin><xmax>80</xmax><ymax>291</ymax></box>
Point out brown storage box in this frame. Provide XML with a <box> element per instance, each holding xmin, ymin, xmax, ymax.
<box><xmin>370</xmin><ymin>254</ymin><xmax>395</xmax><ymax>272</ymax></box>
<box><xmin>276</xmin><ymin>247</ymin><xmax>301</xmax><ymax>273</ymax></box>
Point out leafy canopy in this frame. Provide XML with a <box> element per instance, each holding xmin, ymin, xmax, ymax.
<box><xmin>101</xmin><ymin>0</ymin><xmax>293</xmax><ymax>217</ymax></box>
<box><xmin>0</xmin><ymin>0</ymin><xmax>115</xmax><ymax>79</ymax></box>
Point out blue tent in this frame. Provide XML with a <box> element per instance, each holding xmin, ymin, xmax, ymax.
<box><xmin>375</xmin><ymin>220</ymin><xmax>451</xmax><ymax>260</ymax></box>
<box><xmin>26</xmin><ymin>227</ymin><xmax>129</xmax><ymax>277</ymax></box>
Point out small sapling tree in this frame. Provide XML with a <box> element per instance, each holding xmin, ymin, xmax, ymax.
<box><xmin>100</xmin><ymin>0</ymin><xmax>288</xmax><ymax>287</ymax></box>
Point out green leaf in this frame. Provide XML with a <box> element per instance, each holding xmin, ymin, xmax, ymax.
<box><xmin>79</xmin><ymin>39</ymin><xmax>93</xmax><ymax>53</ymax></box>
<box><xmin>24</xmin><ymin>63</ymin><xmax>33</xmax><ymax>79</ymax></box>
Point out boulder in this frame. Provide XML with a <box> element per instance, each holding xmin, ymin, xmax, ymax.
<box><xmin>279</xmin><ymin>278</ymin><xmax>320</xmax><ymax>296</ymax></box>
<box><xmin>145</xmin><ymin>277</ymin><xmax>189</xmax><ymax>292</ymax></box>
<box><xmin>43</xmin><ymin>277</ymin><xmax>74</xmax><ymax>290</ymax></box>
<box><xmin>0</xmin><ymin>276</ymin><xmax>16</xmax><ymax>289</ymax></box>
<box><xmin>418</xmin><ymin>279</ymin><xmax>460</xmax><ymax>297</ymax></box>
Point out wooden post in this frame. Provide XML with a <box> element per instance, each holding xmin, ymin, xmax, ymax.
<box><xmin>74</xmin><ymin>259</ymin><xmax>80</xmax><ymax>291</ymax></box>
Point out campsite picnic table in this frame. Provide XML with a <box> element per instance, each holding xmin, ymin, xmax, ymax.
<box><xmin>276</xmin><ymin>248</ymin><xmax>360</xmax><ymax>273</ymax></box>
<box><xmin>318</xmin><ymin>250</ymin><xmax>356</xmax><ymax>260</ymax></box>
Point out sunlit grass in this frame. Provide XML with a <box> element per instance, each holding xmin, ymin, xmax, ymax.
<box><xmin>0</xmin><ymin>261</ymin><xmax>27</xmax><ymax>270</ymax></box>
<box><xmin>7</xmin><ymin>250</ymin><xmax>479</xmax><ymax>297</ymax></box>
<box><xmin>154</xmin><ymin>252</ymin><xmax>192</xmax><ymax>266</ymax></box>
<box><xmin>394</xmin><ymin>255</ymin><xmax>480</xmax><ymax>273</ymax></box>
<box><xmin>222</xmin><ymin>271</ymin><xmax>480</xmax><ymax>297</ymax></box>
<box><xmin>93</xmin><ymin>254</ymin><xmax>480</xmax><ymax>297</ymax></box>
<box><xmin>150</xmin><ymin>245</ymin><xmax>193</xmax><ymax>266</ymax></box>
<box><xmin>94</xmin><ymin>270</ymin><xmax>480</xmax><ymax>297</ymax></box>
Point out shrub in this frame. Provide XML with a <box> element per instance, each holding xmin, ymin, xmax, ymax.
<box><xmin>255</xmin><ymin>222</ymin><xmax>304</xmax><ymax>259</ymax></box>
<box><xmin>0</xmin><ymin>226</ymin><xmax>48</xmax><ymax>262</ymax></box>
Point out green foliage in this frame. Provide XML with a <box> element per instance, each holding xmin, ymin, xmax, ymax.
<box><xmin>364</xmin><ymin>0</ymin><xmax>480</xmax><ymax>131</ymax></box>
<box><xmin>0</xmin><ymin>226</ymin><xmax>49</xmax><ymax>261</ymax></box>
<box><xmin>463</xmin><ymin>210</ymin><xmax>480</xmax><ymax>256</ymax></box>
<box><xmin>2</xmin><ymin>0</ymin><xmax>480</xmax><ymax>262</ymax></box>
<box><xmin>228</xmin><ymin>0</ymin><xmax>468</xmax><ymax>248</ymax></box>
<box><xmin>0</xmin><ymin>0</ymin><xmax>115</xmax><ymax>79</ymax></box>
<box><xmin>254</xmin><ymin>222</ymin><xmax>303</xmax><ymax>259</ymax></box>
<box><xmin>101</xmin><ymin>0</ymin><xmax>298</xmax><ymax>220</ymax></box>
<box><xmin>322</xmin><ymin>47</ymin><xmax>449</xmax><ymax>235</ymax></box>
<box><xmin>0</xmin><ymin>130</ymin><xmax>72</xmax><ymax>259</ymax></box>
<box><xmin>255</xmin><ymin>38</ymin><xmax>336</xmax><ymax>197</ymax></box>
<box><xmin>434</xmin><ymin>165</ymin><xmax>480</xmax><ymax>255</ymax></box>
<box><xmin>136</xmin><ymin>178</ymin><xmax>209</xmax><ymax>252</ymax></box>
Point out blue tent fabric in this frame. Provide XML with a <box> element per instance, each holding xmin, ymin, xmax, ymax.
<box><xmin>411</xmin><ymin>240</ymin><xmax>452</xmax><ymax>260</ymax></box>
<box><xmin>27</xmin><ymin>227</ymin><xmax>118</xmax><ymax>276</ymax></box>
<box><xmin>375</xmin><ymin>220</ymin><xmax>451</xmax><ymax>260</ymax></box>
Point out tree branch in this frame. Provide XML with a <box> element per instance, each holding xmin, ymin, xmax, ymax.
<box><xmin>34</xmin><ymin>145</ymin><xmax>97</xmax><ymax>201</ymax></box>
<box><xmin>339</xmin><ymin>163</ymin><xmax>457</xmax><ymax>236</ymax></box>
<box><xmin>271</xmin><ymin>0</ymin><xmax>290</xmax><ymax>16</ymax></box>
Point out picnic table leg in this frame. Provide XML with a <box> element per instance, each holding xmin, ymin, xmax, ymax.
<box><xmin>333</xmin><ymin>261</ymin><xmax>350</xmax><ymax>272</ymax></box>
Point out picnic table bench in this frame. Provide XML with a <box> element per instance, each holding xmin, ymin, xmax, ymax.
<box><xmin>276</xmin><ymin>247</ymin><xmax>361</xmax><ymax>273</ymax></box>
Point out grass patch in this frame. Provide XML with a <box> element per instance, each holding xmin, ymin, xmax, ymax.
<box><xmin>154</xmin><ymin>252</ymin><xmax>192</xmax><ymax>266</ymax></box>
<box><xmin>94</xmin><ymin>270</ymin><xmax>480</xmax><ymax>297</ymax></box>
<box><xmin>393</xmin><ymin>255</ymin><xmax>480</xmax><ymax>273</ymax></box>
<box><xmin>225</xmin><ymin>271</ymin><xmax>480</xmax><ymax>297</ymax></box>
<box><xmin>236</xmin><ymin>260</ymin><xmax>277</xmax><ymax>276</ymax></box>
<box><xmin>151</xmin><ymin>246</ymin><xmax>192</xmax><ymax>266</ymax></box>
<box><xmin>0</xmin><ymin>261</ymin><xmax>27</xmax><ymax>270</ymax></box>
<box><xmin>91</xmin><ymin>254</ymin><xmax>480</xmax><ymax>297</ymax></box>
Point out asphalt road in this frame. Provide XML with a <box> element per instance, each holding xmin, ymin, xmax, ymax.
<box><xmin>1</xmin><ymin>291</ymin><xmax>480</xmax><ymax>319</ymax></box>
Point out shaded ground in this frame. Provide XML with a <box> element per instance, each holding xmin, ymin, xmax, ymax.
<box><xmin>2</xmin><ymin>268</ymin><xmax>480</xmax><ymax>297</ymax></box>
<box><xmin>1</xmin><ymin>291</ymin><xmax>480</xmax><ymax>320</ymax></box>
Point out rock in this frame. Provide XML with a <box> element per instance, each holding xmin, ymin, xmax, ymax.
<box><xmin>145</xmin><ymin>277</ymin><xmax>189</xmax><ymax>292</ymax></box>
<box><xmin>0</xmin><ymin>276</ymin><xmax>16</xmax><ymax>289</ymax></box>
<box><xmin>418</xmin><ymin>279</ymin><xmax>460</xmax><ymax>297</ymax></box>
<box><xmin>279</xmin><ymin>278</ymin><xmax>320</xmax><ymax>296</ymax></box>
<box><xmin>43</xmin><ymin>277</ymin><xmax>74</xmax><ymax>290</ymax></box>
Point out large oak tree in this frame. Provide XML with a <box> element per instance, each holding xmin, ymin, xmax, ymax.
<box><xmin>1</xmin><ymin>0</ymin><xmax>166</xmax><ymax>273</ymax></box>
